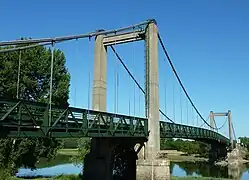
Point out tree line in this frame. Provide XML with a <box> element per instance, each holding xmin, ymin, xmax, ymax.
<box><xmin>160</xmin><ymin>138</ymin><xmax>211</xmax><ymax>157</ymax></box>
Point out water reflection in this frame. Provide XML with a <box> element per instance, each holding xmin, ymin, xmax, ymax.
<box><xmin>171</xmin><ymin>161</ymin><xmax>249</xmax><ymax>180</ymax></box>
<box><xmin>171</xmin><ymin>161</ymin><xmax>228</xmax><ymax>178</ymax></box>
<box><xmin>36</xmin><ymin>154</ymin><xmax>72</xmax><ymax>168</ymax></box>
<box><xmin>15</xmin><ymin>158</ymin><xmax>249</xmax><ymax>179</ymax></box>
<box><xmin>17</xmin><ymin>163</ymin><xmax>82</xmax><ymax>177</ymax></box>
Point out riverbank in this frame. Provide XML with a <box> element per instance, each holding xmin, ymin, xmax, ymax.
<box><xmin>57</xmin><ymin>148</ymin><xmax>78</xmax><ymax>156</ymax></box>
<box><xmin>12</xmin><ymin>174</ymin><xmax>81</xmax><ymax>180</ymax></box>
<box><xmin>57</xmin><ymin>148</ymin><xmax>207</xmax><ymax>163</ymax></box>
<box><xmin>172</xmin><ymin>177</ymin><xmax>231</xmax><ymax>180</ymax></box>
<box><xmin>159</xmin><ymin>150</ymin><xmax>207</xmax><ymax>162</ymax></box>
<box><xmin>12</xmin><ymin>175</ymin><xmax>232</xmax><ymax>180</ymax></box>
<box><xmin>13</xmin><ymin>149</ymin><xmax>245</xmax><ymax>179</ymax></box>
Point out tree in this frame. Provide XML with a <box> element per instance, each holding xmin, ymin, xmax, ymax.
<box><xmin>71</xmin><ymin>138</ymin><xmax>91</xmax><ymax>165</ymax></box>
<box><xmin>160</xmin><ymin>138</ymin><xmax>210</xmax><ymax>157</ymax></box>
<box><xmin>0</xmin><ymin>44</ymin><xmax>70</xmax><ymax>174</ymax></box>
<box><xmin>0</xmin><ymin>45</ymin><xmax>70</xmax><ymax>104</ymax></box>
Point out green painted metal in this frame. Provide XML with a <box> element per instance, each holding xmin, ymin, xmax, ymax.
<box><xmin>160</xmin><ymin>122</ymin><xmax>230</xmax><ymax>145</ymax></box>
<box><xmin>0</xmin><ymin>99</ymin><xmax>230</xmax><ymax>146</ymax></box>
<box><xmin>0</xmin><ymin>99</ymin><xmax>148</xmax><ymax>138</ymax></box>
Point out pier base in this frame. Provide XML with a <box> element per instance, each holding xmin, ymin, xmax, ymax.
<box><xmin>83</xmin><ymin>137</ymin><xmax>144</xmax><ymax>180</ymax></box>
<box><xmin>136</xmin><ymin>159</ymin><xmax>170</xmax><ymax>180</ymax></box>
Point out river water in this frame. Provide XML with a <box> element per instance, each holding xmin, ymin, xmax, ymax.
<box><xmin>15</xmin><ymin>155</ymin><xmax>249</xmax><ymax>179</ymax></box>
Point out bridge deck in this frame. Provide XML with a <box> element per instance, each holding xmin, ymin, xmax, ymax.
<box><xmin>0</xmin><ymin>99</ymin><xmax>229</xmax><ymax>145</ymax></box>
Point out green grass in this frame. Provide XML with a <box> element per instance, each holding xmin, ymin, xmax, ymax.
<box><xmin>171</xmin><ymin>176</ymin><xmax>231</xmax><ymax>180</ymax></box>
<box><xmin>11</xmin><ymin>175</ymin><xmax>231</xmax><ymax>180</ymax></box>
<box><xmin>11</xmin><ymin>174</ymin><xmax>82</xmax><ymax>180</ymax></box>
<box><xmin>57</xmin><ymin>149</ymin><xmax>78</xmax><ymax>156</ymax></box>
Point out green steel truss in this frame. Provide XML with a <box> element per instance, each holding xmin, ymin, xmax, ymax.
<box><xmin>160</xmin><ymin>122</ymin><xmax>230</xmax><ymax>145</ymax></box>
<box><xmin>0</xmin><ymin>99</ymin><xmax>148</xmax><ymax>138</ymax></box>
<box><xmin>0</xmin><ymin>99</ymin><xmax>230</xmax><ymax>146</ymax></box>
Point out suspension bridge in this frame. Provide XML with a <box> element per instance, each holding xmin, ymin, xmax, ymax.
<box><xmin>0</xmin><ymin>19</ymin><xmax>236</xmax><ymax>179</ymax></box>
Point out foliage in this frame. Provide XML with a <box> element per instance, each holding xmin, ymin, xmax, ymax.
<box><xmin>71</xmin><ymin>138</ymin><xmax>91</xmax><ymax>165</ymax></box>
<box><xmin>57</xmin><ymin>149</ymin><xmax>78</xmax><ymax>156</ymax></box>
<box><xmin>61</xmin><ymin>138</ymin><xmax>79</xmax><ymax>149</ymax></box>
<box><xmin>0</xmin><ymin>168</ymin><xmax>12</xmax><ymax>180</ymax></box>
<box><xmin>161</xmin><ymin>138</ymin><xmax>211</xmax><ymax>157</ymax></box>
<box><xmin>238</xmin><ymin>136</ymin><xmax>249</xmax><ymax>159</ymax></box>
<box><xmin>171</xmin><ymin>177</ymin><xmax>231</xmax><ymax>180</ymax></box>
<box><xmin>0</xmin><ymin>44</ymin><xmax>70</xmax><ymax>173</ymax></box>
<box><xmin>54</xmin><ymin>174</ymin><xmax>83</xmax><ymax>180</ymax></box>
<box><xmin>0</xmin><ymin>45</ymin><xmax>70</xmax><ymax>104</ymax></box>
<box><xmin>239</xmin><ymin>137</ymin><xmax>249</xmax><ymax>149</ymax></box>
<box><xmin>10</xmin><ymin>174</ymin><xmax>83</xmax><ymax>180</ymax></box>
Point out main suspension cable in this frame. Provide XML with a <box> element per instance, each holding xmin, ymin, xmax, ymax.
<box><xmin>158</xmin><ymin>33</ymin><xmax>217</xmax><ymax>130</ymax></box>
<box><xmin>0</xmin><ymin>42</ymin><xmax>52</xmax><ymax>53</ymax></box>
<box><xmin>110</xmin><ymin>45</ymin><xmax>175</xmax><ymax>123</ymax></box>
<box><xmin>0</xmin><ymin>20</ymin><xmax>151</xmax><ymax>46</ymax></box>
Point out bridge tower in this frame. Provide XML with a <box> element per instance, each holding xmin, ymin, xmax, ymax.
<box><xmin>136</xmin><ymin>20</ymin><xmax>170</xmax><ymax>180</ymax></box>
<box><xmin>209</xmin><ymin>110</ymin><xmax>234</xmax><ymax>149</ymax></box>
<box><xmin>209</xmin><ymin>111</ymin><xmax>215</xmax><ymax>130</ymax></box>
<box><xmin>83</xmin><ymin>20</ymin><xmax>169</xmax><ymax>180</ymax></box>
<box><xmin>144</xmin><ymin>20</ymin><xmax>160</xmax><ymax>159</ymax></box>
<box><xmin>92</xmin><ymin>31</ymin><xmax>107</xmax><ymax>112</ymax></box>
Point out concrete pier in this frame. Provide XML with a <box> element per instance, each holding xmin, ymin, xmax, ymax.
<box><xmin>83</xmin><ymin>138</ymin><xmax>114</xmax><ymax>180</ymax></box>
<box><xmin>83</xmin><ymin>137</ymin><xmax>140</xmax><ymax>180</ymax></box>
<box><xmin>136</xmin><ymin>159</ymin><xmax>170</xmax><ymax>180</ymax></box>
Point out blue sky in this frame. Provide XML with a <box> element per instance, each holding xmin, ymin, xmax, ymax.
<box><xmin>1</xmin><ymin>0</ymin><xmax>249</xmax><ymax>138</ymax></box>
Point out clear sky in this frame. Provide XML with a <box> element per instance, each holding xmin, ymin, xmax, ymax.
<box><xmin>1</xmin><ymin>0</ymin><xmax>249</xmax><ymax>138</ymax></box>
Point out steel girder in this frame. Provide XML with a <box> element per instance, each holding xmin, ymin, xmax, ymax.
<box><xmin>0</xmin><ymin>99</ymin><xmax>148</xmax><ymax>138</ymax></box>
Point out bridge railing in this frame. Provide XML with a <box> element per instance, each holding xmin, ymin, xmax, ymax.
<box><xmin>0</xmin><ymin>98</ymin><xmax>148</xmax><ymax>138</ymax></box>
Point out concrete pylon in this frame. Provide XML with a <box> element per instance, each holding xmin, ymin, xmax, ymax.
<box><xmin>92</xmin><ymin>34</ymin><xmax>107</xmax><ymax>112</ymax></box>
<box><xmin>83</xmin><ymin>33</ymin><xmax>110</xmax><ymax>180</ymax></box>
<box><xmin>228</xmin><ymin>110</ymin><xmax>233</xmax><ymax>148</ymax></box>
<box><xmin>145</xmin><ymin>20</ymin><xmax>160</xmax><ymax>159</ymax></box>
<box><xmin>210</xmin><ymin>111</ymin><xmax>215</xmax><ymax>131</ymax></box>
